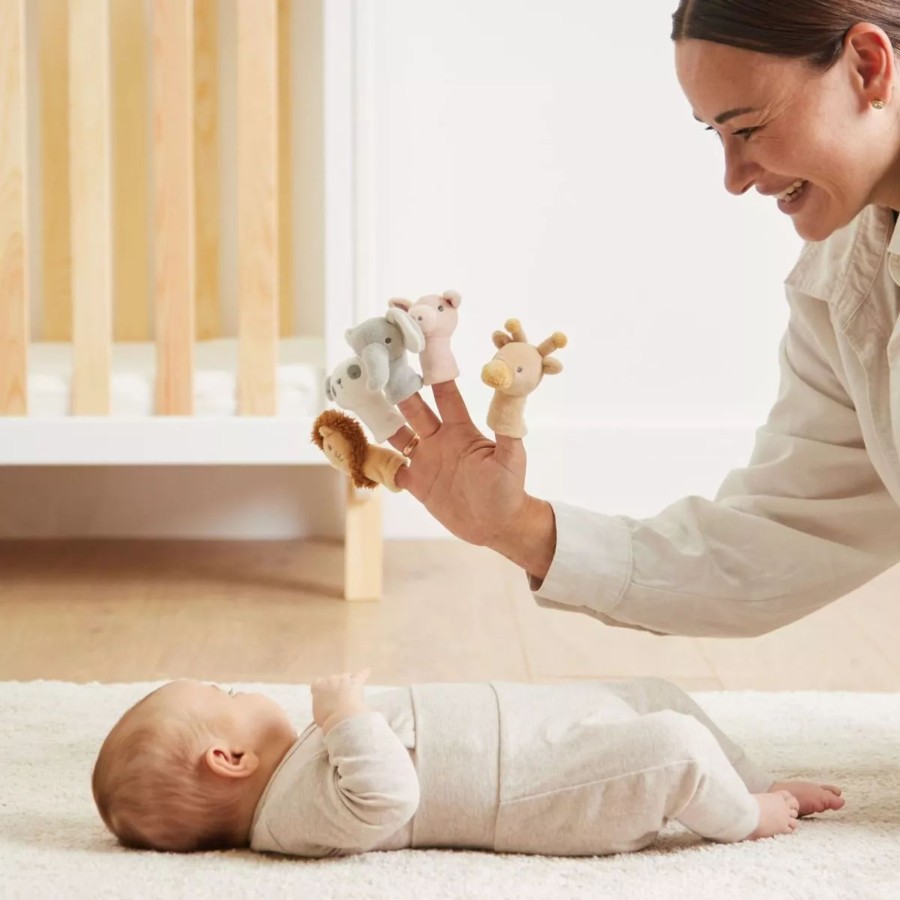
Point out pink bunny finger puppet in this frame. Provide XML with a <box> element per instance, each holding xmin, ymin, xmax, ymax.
<box><xmin>481</xmin><ymin>319</ymin><xmax>567</xmax><ymax>439</ymax></box>
<box><xmin>324</xmin><ymin>356</ymin><xmax>405</xmax><ymax>443</ymax></box>
<box><xmin>389</xmin><ymin>289</ymin><xmax>461</xmax><ymax>385</ymax></box>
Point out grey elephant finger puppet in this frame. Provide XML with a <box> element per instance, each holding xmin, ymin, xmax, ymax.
<box><xmin>481</xmin><ymin>319</ymin><xmax>567</xmax><ymax>438</ymax></box>
<box><xmin>388</xmin><ymin>289</ymin><xmax>461</xmax><ymax>385</ymax></box>
<box><xmin>344</xmin><ymin>307</ymin><xmax>425</xmax><ymax>406</ymax></box>
<box><xmin>324</xmin><ymin>356</ymin><xmax>406</xmax><ymax>443</ymax></box>
<box><xmin>312</xmin><ymin>409</ymin><xmax>407</xmax><ymax>492</ymax></box>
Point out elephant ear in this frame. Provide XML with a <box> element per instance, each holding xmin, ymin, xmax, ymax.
<box><xmin>386</xmin><ymin>307</ymin><xmax>425</xmax><ymax>352</ymax></box>
<box><xmin>388</xmin><ymin>297</ymin><xmax>412</xmax><ymax>313</ymax></box>
<box><xmin>324</xmin><ymin>376</ymin><xmax>336</xmax><ymax>401</ymax></box>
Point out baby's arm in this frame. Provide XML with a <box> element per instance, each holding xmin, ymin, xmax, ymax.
<box><xmin>303</xmin><ymin>671</ymin><xmax>420</xmax><ymax>853</ymax></box>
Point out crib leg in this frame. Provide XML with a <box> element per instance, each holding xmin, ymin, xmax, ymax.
<box><xmin>343</xmin><ymin>479</ymin><xmax>383</xmax><ymax>601</ymax></box>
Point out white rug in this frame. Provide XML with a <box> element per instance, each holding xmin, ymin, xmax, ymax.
<box><xmin>3</xmin><ymin>682</ymin><xmax>900</xmax><ymax>900</ymax></box>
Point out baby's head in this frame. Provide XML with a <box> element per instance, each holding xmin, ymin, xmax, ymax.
<box><xmin>92</xmin><ymin>680</ymin><xmax>297</xmax><ymax>852</ymax></box>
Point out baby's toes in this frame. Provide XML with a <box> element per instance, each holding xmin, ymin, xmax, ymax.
<box><xmin>780</xmin><ymin>791</ymin><xmax>800</xmax><ymax>815</ymax></box>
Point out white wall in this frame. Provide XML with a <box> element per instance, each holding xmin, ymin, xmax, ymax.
<box><xmin>371</xmin><ymin>0</ymin><xmax>803</xmax><ymax>535</ymax></box>
<box><xmin>0</xmin><ymin>0</ymin><xmax>804</xmax><ymax>540</ymax></box>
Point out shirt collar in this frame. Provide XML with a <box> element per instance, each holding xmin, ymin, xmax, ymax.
<box><xmin>889</xmin><ymin>210</ymin><xmax>900</xmax><ymax>286</ymax></box>
<box><xmin>890</xmin><ymin>210</ymin><xmax>900</xmax><ymax>254</ymax></box>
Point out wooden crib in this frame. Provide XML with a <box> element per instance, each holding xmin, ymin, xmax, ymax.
<box><xmin>0</xmin><ymin>0</ymin><xmax>383</xmax><ymax>600</ymax></box>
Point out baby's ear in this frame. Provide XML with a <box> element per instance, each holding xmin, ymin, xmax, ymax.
<box><xmin>204</xmin><ymin>746</ymin><xmax>259</xmax><ymax>780</ymax></box>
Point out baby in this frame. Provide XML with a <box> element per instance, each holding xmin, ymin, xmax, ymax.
<box><xmin>92</xmin><ymin>673</ymin><xmax>844</xmax><ymax>856</ymax></box>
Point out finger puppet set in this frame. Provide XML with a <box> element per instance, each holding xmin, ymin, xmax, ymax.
<box><xmin>312</xmin><ymin>290</ymin><xmax>567</xmax><ymax>490</ymax></box>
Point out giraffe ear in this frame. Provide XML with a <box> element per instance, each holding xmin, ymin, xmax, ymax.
<box><xmin>543</xmin><ymin>358</ymin><xmax>563</xmax><ymax>375</ymax></box>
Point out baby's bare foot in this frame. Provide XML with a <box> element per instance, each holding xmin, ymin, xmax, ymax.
<box><xmin>769</xmin><ymin>781</ymin><xmax>844</xmax><ymax>818</ymax></box>
<box><xmin>749</xmin><ymin>790</ymin><xmax>799</xmax><ymax>839</ymax></box>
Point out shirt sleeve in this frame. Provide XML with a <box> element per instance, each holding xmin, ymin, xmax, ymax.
<box><xmin>533</xmin><ymin>290</ymin><xmax>900</xmax><ymax>637</ymax></box>
<box><xmin>252</xmin><ymin>712</ymin><xmax>420</xmax><ymax>857</ymax></box>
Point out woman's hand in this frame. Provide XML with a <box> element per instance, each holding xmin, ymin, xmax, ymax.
<box><xmin>311</xmin><ymin>669</ymin><xmax>372</xmax><ymax>734</ymax></box>
<box><xmin>388</xmin><ymin>382</ymin><xmax>556</xmax><ymax>580</ymax></box>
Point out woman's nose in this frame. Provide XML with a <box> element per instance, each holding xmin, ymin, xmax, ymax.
<box><xmin>722</xmin><ymin>143</ymin><xmax>759</xmax><ymax>196</ymax></box>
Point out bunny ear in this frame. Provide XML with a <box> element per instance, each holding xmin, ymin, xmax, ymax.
<box><xmin>388</xmin><ymin>297</ymin><xmax>412</xmax><ymax>312</ymax></box>
<box><xmin>386</xmin><ymin>307</ymin><xmax>426</xmax><ymax>352</ymax></box>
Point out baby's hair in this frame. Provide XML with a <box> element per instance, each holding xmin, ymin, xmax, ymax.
<box><xmin>92</xmin><ymin>692</ymin><xmax>244</xmax><ymax>852</ymax></box>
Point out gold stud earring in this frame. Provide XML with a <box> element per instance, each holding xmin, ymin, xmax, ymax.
<box><xmin>872</xmin><ymin>99</ymin><xmax>886</xmax><ymax>110</ymax></box>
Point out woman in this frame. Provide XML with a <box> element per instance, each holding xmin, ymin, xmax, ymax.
<box><xmin>387</xmin><ymin>0</ymin><xmax>900</xmax><ymax>638</ymax></box>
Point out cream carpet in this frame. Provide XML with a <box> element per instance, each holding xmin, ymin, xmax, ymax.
<box><xmin>3</xmin><ymin>681</ymin><xmax>900</xmax><ymax>900</ymax></box>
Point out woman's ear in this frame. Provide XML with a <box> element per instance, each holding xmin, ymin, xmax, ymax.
<box><xmin>845</xmin><ymin>23</ymin><xmax>895</xmax><ymax>106</ymax></box>
<box><xmin>204</xmin><ymin>745</ymin><xmax>260</xmax><ymax>780</ymax></box>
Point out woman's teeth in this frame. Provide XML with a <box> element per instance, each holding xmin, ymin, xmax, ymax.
<box><xmin>778</xmin><ymin>179</ymin><xmax>807</xmax><ymax>203</ymax></box>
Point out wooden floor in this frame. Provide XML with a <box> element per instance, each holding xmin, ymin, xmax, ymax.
<box><xmin>2</xmin><ymin>539</ymin><xmax>899</xmax><ymax>691</ymax></box>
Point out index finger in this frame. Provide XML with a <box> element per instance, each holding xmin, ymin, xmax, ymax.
<box><xmin>431</xmin><ymin>380</ymin><xmax>474</xmax><ymax>426</ymax></box>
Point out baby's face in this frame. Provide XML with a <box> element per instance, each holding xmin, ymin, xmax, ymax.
<box><xmin>145</xmin><ymin>680</ymin><xmax>297</xmax><ymax>749</ymax></box>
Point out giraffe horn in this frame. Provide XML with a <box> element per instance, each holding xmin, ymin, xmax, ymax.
<box><xmin>537</xmin><ymin>332</ymin><xmax>568</xmax><ymax>357</ymax></box>
<box><xmin>504</xmin><ymin>318</ymin><xmax>526</xmax><ymax>343</ymax></box>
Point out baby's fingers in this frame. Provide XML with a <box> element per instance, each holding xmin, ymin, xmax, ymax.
<box><xmin>352</xmin><ymin>667</ymin><xmax>372</xmax><ymax>684</ymax></box>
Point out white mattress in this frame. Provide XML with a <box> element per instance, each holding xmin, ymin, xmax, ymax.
<box><xmin>26</xmin><ymin>338</ymin><xmax>325</xmax><ymax>418</ymax></box>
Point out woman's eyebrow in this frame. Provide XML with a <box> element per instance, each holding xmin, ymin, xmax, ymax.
<box><xmin>693</xmin><ymin>106</ymin><xmax>760</xmax><ymax>125</ymax></box>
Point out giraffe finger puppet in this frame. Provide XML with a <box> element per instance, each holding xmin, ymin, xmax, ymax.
<box><xmin>389</xmin><ymin>290</ymin><xmax>461</xmax><ymax>385</ymax></box>
<box><xmin>481</xmin><ymin>319</ymin><xmax>567</xmax><ymax>438</ymax></box>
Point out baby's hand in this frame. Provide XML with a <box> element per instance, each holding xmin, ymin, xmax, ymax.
<box><xmin>311</xmin><ymin>669</ymin><xmax>372</xmax><ymax>734</ymax></box>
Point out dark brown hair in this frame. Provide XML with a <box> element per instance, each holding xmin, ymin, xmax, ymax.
<box><xmin>672</xmin><ymin>0</ymin><xmax>900</xmax><ymax>70</ymax></box>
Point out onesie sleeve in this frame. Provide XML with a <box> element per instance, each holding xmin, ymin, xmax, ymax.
<box><xmin>250</xmin><ymin>711</ymin><xmax>420</xmax><ymax>857</ymax></box>
<box><xmin>533</xmin><ymin>289</ymin><xmax>900</xmax><ymax>637</ymax></box>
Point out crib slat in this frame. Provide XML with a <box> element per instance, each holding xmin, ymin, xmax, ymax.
<box><xmin>278</xmin><ymin>0</ymin><xmax>293</xmax><ymax>337</ymax></box>
<box><xmin>237</xmin><ymin>0</ymin><xmax>278</xmax><ymax>416</ymax></box>
<box><xmin>37</xmin><ymin>0</ymin><xmax>72</xmax><ymax>342</ymax></box>
<box><xmin>152</xmin><ymin>0</ymin><xmax>195</xmax><ymax>415</ymax></box>
<box><xmin>111</xmin><ymin>0</ymin><xmax>150</xmax><ymax>341</ymax></box>
<box><xmin>194</xmin><ymin>0</ymin><xmax>221</xmax><ymax>341</ymax></box>
<box><xmin>69</xmin><ymin>0</ymin><xmax>113</xmax><ymax>415</ymax></box>
<box><xmin>0</xmin><ymin>0</ymin><xmax>28</xmax><ymax>416</ymax></box>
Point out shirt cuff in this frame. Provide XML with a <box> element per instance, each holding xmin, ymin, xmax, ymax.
<box><xmin>530</xmin><ymin>500</ymin><xmax>633</xmax><ymax>618</ymax></box>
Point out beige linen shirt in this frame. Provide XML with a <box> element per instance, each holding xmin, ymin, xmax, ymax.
<box><xmin>535</xmin><ymin>205</ymin><xmax>900</xmax><ymax>637</ymax></box>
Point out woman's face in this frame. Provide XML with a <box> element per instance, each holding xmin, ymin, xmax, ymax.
<box><xmin>675</xmin><ymin>34</ymin><xmax>898</xmax><ymax>242</ymax></box>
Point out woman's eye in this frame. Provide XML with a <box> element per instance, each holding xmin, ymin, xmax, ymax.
<box><xmin>733</xmin><ymin>127</ymin><xmax>759</xmax><ymax>142</ymax></box>
<box><xmin>706</xmin><ymin>124</ymin><xmax>759</xmax><ymax>143</ymax></box>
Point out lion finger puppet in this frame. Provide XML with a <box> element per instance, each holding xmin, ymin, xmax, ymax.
<box><xmin>481</xmin><ymin>319</ymin><xmax>567</xmax><ymax>438</ymax></box>
<box><xmin>312</xmin><ymin>410</ymin><xmax>408</xmax><ymax>492</ymax></box>
<box><xmin>389</xmin><ymin>289</ymin><xmax>461</xmax><ymax>385</ymax></box>
<box><xmin>344</xmin><ymin>307</ymin><xmax>425</xmax><ymax>405</ymax></box>
<box><xmin>324</xmin><ymin>356</ymin><xmax>406</xmax><ymax>443</ymax></box>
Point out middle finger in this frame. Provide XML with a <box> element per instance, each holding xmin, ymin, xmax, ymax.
<box><xmin>397</xmin><ymin>392</ymin><xmax>441</xmax><ymax>438</ymax></box>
